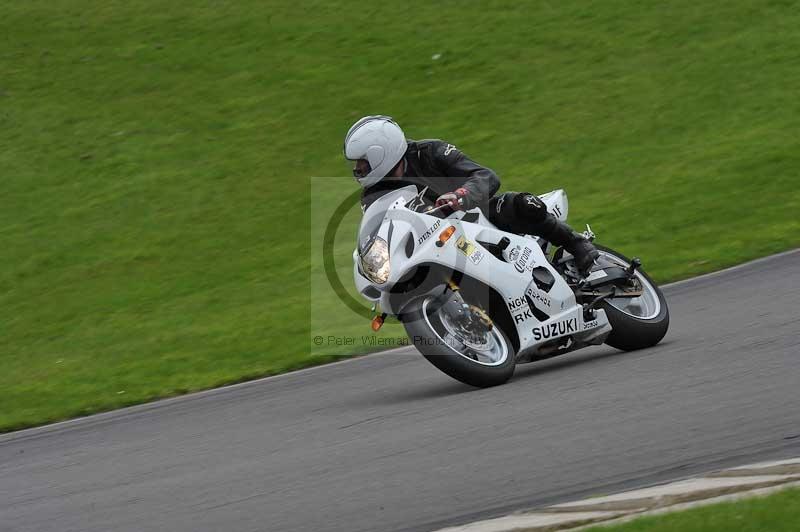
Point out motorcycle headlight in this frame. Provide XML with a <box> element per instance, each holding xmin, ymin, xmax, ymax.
<box><xmin>359</xmin><ymin>237</ymin><xmax>390</xmax><ymax>284</ymax></box>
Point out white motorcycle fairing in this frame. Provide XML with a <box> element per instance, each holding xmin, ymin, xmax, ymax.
<box><xmin>353</xmin><ymin>187</ymin><xmax>612</xmax><ymax>361</ymax></box>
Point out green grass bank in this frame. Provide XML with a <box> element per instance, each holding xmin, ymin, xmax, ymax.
<box><xmin>584</xmin><ymin>487</ymin><xmax>800</xmax><ymax>532</ymax></box>
<box><xmin>2</xmin><ymin>0</ymin><xmax>799</xmax><ymax>431</ymax></box>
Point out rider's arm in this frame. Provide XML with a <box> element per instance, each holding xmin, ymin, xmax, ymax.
<box><xmin>431</xmin><ymin>141</ymin><xmax>500</xmax><ymax>208</ymax></box>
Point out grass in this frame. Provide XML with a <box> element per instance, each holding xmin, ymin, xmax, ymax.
<box><xmin>2</xmin><ymin>0</ymin><xmax>799</xmax><ymax>432</ymax></box>
<box><xmin>584</xmin><ymin>487</ymin><xmax>800</xmax><ymax>532</ymax></box>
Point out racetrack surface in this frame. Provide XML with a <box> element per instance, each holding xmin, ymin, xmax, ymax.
<box><xmin>2</xmin><ymin>250</ymin><xmax>799</xmax><ymax>532</ymax></box>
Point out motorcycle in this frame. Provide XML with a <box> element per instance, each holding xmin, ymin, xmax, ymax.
<box><xmin>353</xmin><ymin>186</ymin><xmax>669</xmax><ymax>387</ymax></box>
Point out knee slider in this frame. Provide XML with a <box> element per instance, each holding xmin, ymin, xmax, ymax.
<box><xmin>514</xmin><ymin>193</ymin><xmax>548</xmax><ymax>224</ymax></box>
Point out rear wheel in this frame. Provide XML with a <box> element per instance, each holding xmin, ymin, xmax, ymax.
<box><xmin>403</xmin><ymin>293</ymin><xmax>516</xmax><ymax>387</ymax></box>
<box><xmin>595</xmin><ymin>245</ymin><xmax>670</xmax><ymax>351</ymax></box>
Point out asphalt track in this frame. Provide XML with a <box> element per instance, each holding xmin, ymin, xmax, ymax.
<box><xmin>2</xmin><ymin>250</ymin><xmax>799</xmax><ymax>532</ymax></box>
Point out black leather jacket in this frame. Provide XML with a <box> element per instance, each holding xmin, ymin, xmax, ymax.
<box><xmin>361</xmin><ymin>139</ymin><xmax>500</xmax><ymax>211</ymax></box>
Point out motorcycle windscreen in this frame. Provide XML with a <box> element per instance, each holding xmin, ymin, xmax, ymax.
<box><xmin>357</xmin><ymin>185</ymin><xmax>420</xmax><ymax>252</ymax></box>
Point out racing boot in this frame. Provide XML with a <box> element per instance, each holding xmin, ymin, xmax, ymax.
<box><xmin>507</xmin><ymin>193</ymin><xmax>599</xmax><ymax>276</ymax></box>
<box><xmin>538</xmin><ymin>216</ymin><xmax>599</xmax><ymax>276</ymax></box>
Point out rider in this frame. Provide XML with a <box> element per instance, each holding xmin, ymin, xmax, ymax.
<box><xmin>343</xmin><ymin>115</ymin><xmax>599</xmax><ymax>274</ymax></box>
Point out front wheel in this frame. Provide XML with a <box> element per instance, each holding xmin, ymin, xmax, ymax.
<box><xmin>596</xmin><ymin>245</ymin><xmax>670</xmax><ymax>351</ymax></box>
<box><xmin>403</xmin><ymin>293</ymin><xmax>516</xmax><ymax>388</ymax></box>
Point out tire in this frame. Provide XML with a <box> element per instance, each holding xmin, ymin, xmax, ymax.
<box><xmin>595</xmin><ymin>245</ymin><xmax>670</xmax><ymax>351</ymax></box>
<box><xmin>402</xmin><ymin>295</ymin><xmax>516</xmax><ymax>388</ymax></box>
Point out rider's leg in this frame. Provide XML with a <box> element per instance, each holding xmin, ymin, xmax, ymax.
<box><xmin>488</xmin><ymin>192</ymin><xmax>599</xmax><ymax>275</ymax></box>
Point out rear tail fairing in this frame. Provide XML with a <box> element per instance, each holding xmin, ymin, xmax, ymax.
<box><xmin>539</xmin><ymin>189</ymin><xmax>569</xmax><ymax>221</ymax></box>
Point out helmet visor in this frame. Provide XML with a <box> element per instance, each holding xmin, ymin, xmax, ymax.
<box><xmin>351</xmin><ymin>159</ymin><xmax>372</xmax><ymax>180</ymax></box>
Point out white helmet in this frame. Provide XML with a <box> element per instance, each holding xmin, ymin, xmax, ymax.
<box><xmin>343</xmin><ymin>115</ymin><xmax>407</xmax><ymax>188</ymax></box>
